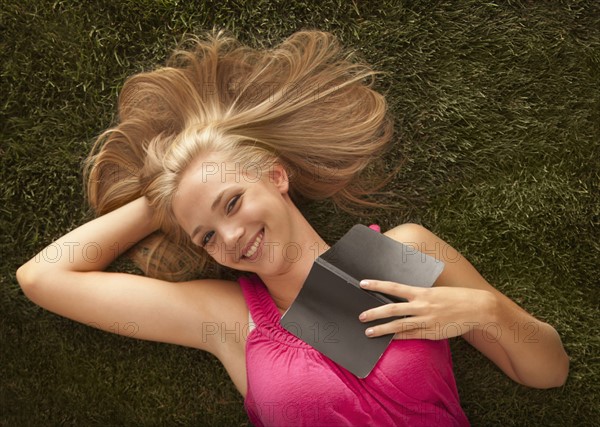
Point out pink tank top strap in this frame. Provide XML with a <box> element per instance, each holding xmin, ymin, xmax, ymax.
<box><xmin>238</xmin><ymin>274</ymin><xmax>311</xmax><ymax>347</ymax></box>
<box><xmin>368</xmin><ymin>223</ymin><xmax>381</xmax><ymax>232</ymax></box>
<box><xmin>238</xmin><ymin>274</ymin><xmax>279</xmax><ymax>327</ymax></box>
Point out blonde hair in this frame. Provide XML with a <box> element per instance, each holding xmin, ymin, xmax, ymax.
<box><xmin>84</xmin><ymin>30</ymin><xmax>394</xmax><ymax>281</ymax></box>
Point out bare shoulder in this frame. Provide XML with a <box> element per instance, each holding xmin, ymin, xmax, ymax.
<box><xmin>383</xmin><ymin>223</ymin><xmax>498</xmax><ymax>293</ymax></box>
<box><xmin>384</xmin><ymin>223</ymin><xmax>456</xmax><ymax>267</ymax></box>
<box><xmin>383</xmin><ymin>223</ymin><xmax>470</xmax><ymax>287</ymax></box>
<box><xmin>383</xmin><ymin>223</ymin><xmax>434</xmax><ymax>248</ymax></box>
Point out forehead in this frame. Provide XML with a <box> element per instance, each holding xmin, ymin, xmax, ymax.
<box><xmin>171</xmin><ymin>152</ymin><xmax>264</xmax><ymax>230</ymax></box>
<box><xmin>172</xmin><ymin>153</ymin><xmax>230</xmax><ymax>219</ymax></box>
<box><xmin>183</xmin><ymin>152</ymin><xmax>235</xmax><ymax>187</ymax></box>
<box><xmin>178</xmin><ymin>152</ymin><xmax>265</xmax><ymax>192</ymax></box>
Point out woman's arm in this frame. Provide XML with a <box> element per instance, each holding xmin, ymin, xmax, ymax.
<box><xmin>358</xmin><ymin>223</ymin><xmax>570</xmax><ymax>389</ymax></box>
<box><xmin>18</xmin><ymin>196</ymin><xmax>156</xmax><ymax>275</ymax></box>
<box><xmin>16</xmin><ymin>197</ymin><xmax>246</xmax><ymax>355</ymax></box>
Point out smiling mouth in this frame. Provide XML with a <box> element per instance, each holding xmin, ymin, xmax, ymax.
<box><xmin>241</xmin><ymin>228</ymin><xmax>264</xmax><ymax>260</ymax></box>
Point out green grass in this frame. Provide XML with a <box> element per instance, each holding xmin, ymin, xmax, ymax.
<box><xmin>2</xmin><ymin>0</ymin><xmax>599</xmax><ymax>425</ymax></box>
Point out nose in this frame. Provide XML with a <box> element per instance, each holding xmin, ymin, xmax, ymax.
<box><xmin>219</xmin><ymin>222</ymin><xmax>244</xmax><ymax>260</ymax></box>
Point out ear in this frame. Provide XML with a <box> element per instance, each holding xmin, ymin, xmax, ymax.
<box><xmin>268</xmin><ymin>162</ymin><xmax>290</xmax><ymax>194</ymax></box>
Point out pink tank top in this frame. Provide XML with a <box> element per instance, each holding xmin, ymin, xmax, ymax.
<box><xmin>239</xmin><ymin>274</ymin><xmax>470</xmax><ymax>426</ymax></box>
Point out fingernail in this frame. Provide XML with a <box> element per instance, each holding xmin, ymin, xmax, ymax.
<box><xmin>365</xmin><ymin>328</ymin><xmax>374</xmax><ymax>337</ymax></box>
<box><xmin>359</xmin><ymin>313</ymin><xmax>366</xmax><ymax>321</ymax></box>
<box><xmin>360</xmin><ymin>280</ymin><xmax>369</xmax><ymax>288</ymax></box>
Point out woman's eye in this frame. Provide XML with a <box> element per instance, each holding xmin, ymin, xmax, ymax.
<box><xmin>226</xmin><ymin>194</ymin><xmax>241</xmax><ymax>214</ymax></box>
<box><xmin>202</xmin><ymin>231</ymin><xmax>215</xmax><ymax>247</ymax></box>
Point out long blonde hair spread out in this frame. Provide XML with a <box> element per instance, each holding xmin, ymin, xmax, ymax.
<box><xmin>84</xmin><ymin>30</ymin><xmax>394</xmax><ymax>281</ymax></box>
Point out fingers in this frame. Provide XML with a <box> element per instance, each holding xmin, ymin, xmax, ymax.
<box><xmin>358</xmin><ymin>280</ymin><xmax>429</xmax><ymax>339</ymax></box>
<box><xmin>364</xmin><ymin>318</ymin><xmax>424</xmax><ymax>338</ymax></box>
<box><xmin>359</xmin><ymin>301</ymin><xmax>414</xmax><ymax>322</ymax></box>
<box><xmin>358</xmin><ymin>280</ymin><xmax>420</xmax><ymax>322</ymax></box>
<box><xmin>359</xmin><ymin>279</ymin><xmax>418</xmax><ymax>300</ymax></box>
<box><xmin>364</xmin><ymin>318</ymin><xmax>447</xmax><ymax>340</ymax></box>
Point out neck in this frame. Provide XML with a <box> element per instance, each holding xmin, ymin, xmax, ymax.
<box><xmin>257</xmin><ymin>204</ymin><xmax>330</xmax><ymax>315</ymax></box>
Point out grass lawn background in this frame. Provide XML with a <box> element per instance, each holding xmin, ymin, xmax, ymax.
<box><xmin>1</xmin><ymin>0</ymin><xmax>598</xmax><ymax>425</ymax></box>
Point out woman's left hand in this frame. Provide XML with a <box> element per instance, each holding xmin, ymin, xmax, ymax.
<box><xmin>358</xmin><ymin>280</ymin><xmax>495</xmax><ymax>340</ymax></box>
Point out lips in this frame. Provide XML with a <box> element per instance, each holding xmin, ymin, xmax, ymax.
<box><xmin>241</xmin><ymin>228</ymin><xmax>264</xmax><ymax>260</ymax></box>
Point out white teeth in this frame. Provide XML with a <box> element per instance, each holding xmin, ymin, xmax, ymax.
<box><xmin>243</xmin><ymin>230</ymin><xmax>264</xmax><ymax>258</ymax></box>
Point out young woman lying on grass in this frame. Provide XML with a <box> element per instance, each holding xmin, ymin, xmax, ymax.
<box><xmin>16</xmin><ymin>30</ymin><xmax>569</xmax><ymax>427</ymax></box>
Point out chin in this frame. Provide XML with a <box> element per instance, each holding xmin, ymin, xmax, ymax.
<box><xmin>246</xmin><ymin>256</ymin><xmax>289</xmax><ymax>277</ymax></box>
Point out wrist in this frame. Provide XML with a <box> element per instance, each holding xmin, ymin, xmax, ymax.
<box><xmin>474</xmin><ymin>289</ymin><xmax>499</xmax><ymax>329</ymax></box>
<box><xmin>131</xmin><ymin>196</ymin><xmax>158</xmax><ymax>236</ymax></box>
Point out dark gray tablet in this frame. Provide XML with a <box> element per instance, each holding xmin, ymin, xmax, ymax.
<box><xmin>280</xmin><ymin>224</ymin><xmax>445</xmax><ymax>378</ymax></box>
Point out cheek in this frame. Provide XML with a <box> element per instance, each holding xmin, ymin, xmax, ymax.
<box><xmin>241</xmin><ymin>195</ymin><xmax>272</xmax><ymax>219</ymax></box>
<box><xmin>204</xmin><ymin>244</ymin><xmax>235</xmax><ymax>267</ymax></box>
<box><xmin>203</xmin><ymin>244</ymin><xmax>219</xmax><ymax>261</ymax></box>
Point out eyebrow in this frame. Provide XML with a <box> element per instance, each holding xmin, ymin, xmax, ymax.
<box><xmin>189</xmin><ymin>188</ymin><xmax>229</xmax><ymax>243</ymax></box>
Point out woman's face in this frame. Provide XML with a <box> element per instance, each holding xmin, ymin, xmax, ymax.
<box><xmin>172</xmin><ymin>151</ymin><xmax>295</xmax><ymax>275</ymax></box>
